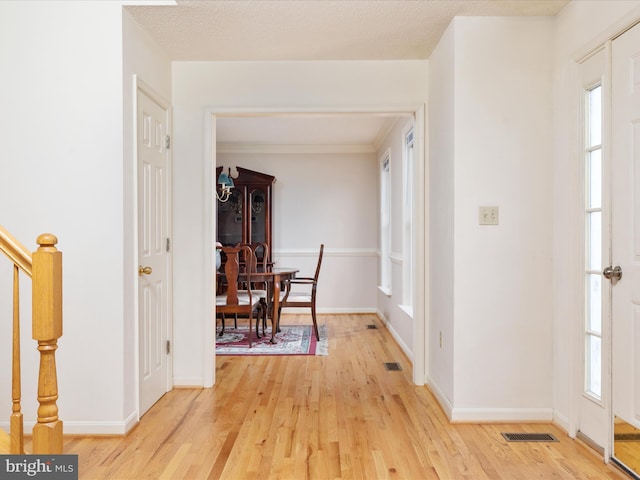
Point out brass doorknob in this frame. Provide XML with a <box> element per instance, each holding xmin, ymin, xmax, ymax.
<box><xmin>138</xmin><ymin>265</ymin><xmax>152</xmax><ymax>276</ymax></box>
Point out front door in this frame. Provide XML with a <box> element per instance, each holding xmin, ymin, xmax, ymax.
<box><xmin>611</xmin><ymin>22</ymin><xmax>640</xmax><ymax>474</ymax></box>
<box><xmin>137</xmin><ymin>86</ymin><xmax>171</xmax><ymax>415</ymax></box>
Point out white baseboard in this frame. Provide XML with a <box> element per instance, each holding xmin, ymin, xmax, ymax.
<box><xmin>553</xmin><ymin>411</ymin><xmax>570</xmax><ymax>433</ymax></box>
<box><xmin>450</xmin><ymin>407</ymin><xmax>554</xmax><ymax>423</ymax></box>
<box><xmin>173</xmin><ymin>377</ymin><xmax>205</xmax><ymax>387</ymax></box>
<box><xmin>425</xmin><ymin>379</ymin><xmax>555</xmax><ymax>423</ymax></box>
<box><xmin>426</xmin><ymin>377</ymin><xmax>454</xmax><ymax>420</ymax></box>
<box><xmin>377</xmin><ymin>312</ymin><xmax>413</xmax><ymax>363</ymax></box>
<box><xmin>1</xmin><ymin>411</ymin><xmax>140</xmax><ymax>436</ymax></box>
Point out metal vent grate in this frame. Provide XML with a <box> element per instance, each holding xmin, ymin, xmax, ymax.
<box><xmin>614</xmin><ymin>433</ymin><xmax>640</xmax><ymax>441</ymax></box>
<box><xmin>384</xmin><ymin>362</ymin><xmax>402</xmax><ymax>371</ymax></box>
<box><xmin>367</xmin><ymin>324</ymin><xmax>378</xmax><ymax>329</ymax></box>
<box><xmin>502</xmin><ymin>433</ymin><xmax>558</xmax><ymax>442</ymax></box>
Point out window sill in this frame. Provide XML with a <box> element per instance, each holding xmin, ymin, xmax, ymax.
<box><xmin>378</xmin><ymin>286</ymin><xmax>392</xmax><ymax>297</ymax></box>
<box><xmin>399</xmin><ymin>304</ymin><xmax>414</xmax><ymax>319</ymax></box>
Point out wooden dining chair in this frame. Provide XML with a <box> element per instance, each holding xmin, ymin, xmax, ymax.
<box><xmin>216</xmin><ymin>245</ymin><xmax>263</xmax><ymax>347</ymax></box>
<box><xmin>250</xmin><ymin>242</ymin><xmax>271</xmax><ymax>332</ymax></box>
<box><xmin>278</xmin><ymin>244</ymin><xmax>324</xmax><ymax>340</ymax></box>
<box><xmin>235</xmin><ymin>242</ymin><xmax>270</xmax><ymax>337</ymax></box>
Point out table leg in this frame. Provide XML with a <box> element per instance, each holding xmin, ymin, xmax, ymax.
<box><xmin>270</xmin><ymin>273</ymin><xmax>281</xmax><ymax>344</ymax></box>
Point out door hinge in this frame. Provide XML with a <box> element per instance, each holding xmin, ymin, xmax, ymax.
<box><xmin>166</xmin><ymin>340</ymin><xmax>171</xmax><ymax>355</ymax></box>
<box><xmin>165</xmin><ymin>135</ymin><xmax>171</xmax><ymax>150</ymax></box>
<box><xmin>166</xmin><ymin>238</ymin><xmax>171</xmax><ymax>252</ymax></box>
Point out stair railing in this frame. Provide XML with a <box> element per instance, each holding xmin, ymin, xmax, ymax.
<box><xmin>0</xmin><ymin>226</ymin><xmax>63</xmax><ymax>454</ymax></box>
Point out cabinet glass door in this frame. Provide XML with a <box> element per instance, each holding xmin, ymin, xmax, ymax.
<box><xmin>217</xmin><ymin>189</ymin><xmax>243</xmax><ymax>246</ymax></box>
<box><xmin>250</xmin><ymin>188</ymin><xmax>267</xmax><ymax>245</ymax></box>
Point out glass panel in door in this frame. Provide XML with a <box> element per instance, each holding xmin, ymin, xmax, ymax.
<box><xmin>584</xmin><ymin>85</ymin><xmax>603</xmax><ymax>401</ymax></box>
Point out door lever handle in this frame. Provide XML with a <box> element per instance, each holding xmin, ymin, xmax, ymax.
<box><xmin>138</xmin><ymin>265</ymin><xmax>153</xmax><ymax>276</ymax></box>
<box><xmin>603</xmin><ymin>265</ymin><xmax>622</xmax><ymax>282</ymax></box>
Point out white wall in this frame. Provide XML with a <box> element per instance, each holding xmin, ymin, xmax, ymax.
<box><xmin>454</xmin><ymin>17</ymin><xmax>554</xmax><ymax>419</ymax></box>
<box><xmin>428</xmin><ymin>16</ymin><xmax>555</xmax><ymax>421</ymax></box>
<box><xmin>217</xmin><ymin>151</ymin><xmax>378</xmax><ymax>312</ymax></box>
<box><xmin>551</xmin><ymin>0</ymin><xmax>640</xmax><ymax>430</ymax></box>
<box><xmin>0</xmin><ymin>1</ymin><xmax>126</xmax><ymax>431</ymax></box>
<box><xmin>172</xmin><ymin>61</ymin><xmax>427</xmax><ymax>385</ymax></box>
<box><xmin>0</xmin><ymin>1</ymin><xmax>172</xmax><ymax>435</ymax></box>
<box><xmin>428</xmin><ymin>21</ymin><xmax>456</xmax><ymax>407</ymax></box>
<box><xmin>122</xmin><ymin>9</ymin><xmax>172</xmax><ymax>427</ymax></box>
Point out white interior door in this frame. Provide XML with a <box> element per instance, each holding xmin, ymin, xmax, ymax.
<box><xmin>137</xmin><ymin>87</ymin><xmax>171</xmax><ymax>416</ymax></box>
<box><xmin>611</xmin><ymin>21</ymin><xmax>640</xmax><ymax>461</ymax></box>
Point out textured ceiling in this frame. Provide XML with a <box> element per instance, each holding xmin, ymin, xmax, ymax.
<box><xmin>126</xmin><ymin>0</ymin><xmax>569</xmax><ymax>62</ymax></box>
<box><xmin>126</xmin><ymin>0</ymin><xmax>569</xmax><ymax>146</ymax></box>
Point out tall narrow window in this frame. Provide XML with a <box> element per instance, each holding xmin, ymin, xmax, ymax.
<box><xmin>584</xmin><ymin>84</ymin><xmax>602</xmax><ymax>400</ymax></box>
<box><xmin>402</xmin><ymin>127</ymin><xmax>414</xmax><ymax>310</ymax></box>
<box><xmin>380</xmin><ymin>152</ymin><xmax>391</xmax><ymax>293</ymax></box>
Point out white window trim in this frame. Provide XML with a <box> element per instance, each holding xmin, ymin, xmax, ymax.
<box><xmin>379</xmin><ymin>150</ymin><xmax>392</xmax><ymax>294</ymax></box>
<box><xmin>402</xmin><ymin>123</ymin><xmax>415</xmax><ymax>312</ymax></box>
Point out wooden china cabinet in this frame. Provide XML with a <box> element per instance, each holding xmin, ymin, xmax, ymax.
<box><xmin>216</xmin><ymin>166</ymin><xmax>275</xmax><ymax>261</ymax></box>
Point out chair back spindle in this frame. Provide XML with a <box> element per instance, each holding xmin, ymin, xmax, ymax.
<box><xmin>216</xmin><ymin>245</ymin><xmax>261</xmax><ymax>346</ymax></box>
<box><xmin>222</xmin><ymin>246</ymin><xmax>241</xmax><ymax>305</ymax></box>
<box><xmin>313</xmin><ymin>244</ymin><xmax>324</xmax><ymax>282</ymax></box>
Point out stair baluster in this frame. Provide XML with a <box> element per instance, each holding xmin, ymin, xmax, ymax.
<box><xmin>11</xmin><ymin>264</ymin><xmax>24</xmax><ymax>454</ymax></box>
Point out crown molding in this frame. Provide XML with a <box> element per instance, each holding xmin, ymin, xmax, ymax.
<box><xmin>372</xmin><ymin>116</ymin><xmax>402</xmax><ymax>151</ymax></box>
<box><xmin>216</xmin><ymin>143</ymin><xmax>376</xmax><ymax>154</ymax></box>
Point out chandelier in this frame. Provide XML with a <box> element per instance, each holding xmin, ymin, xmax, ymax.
<box><xmin>216</xmin><ymin>169</ymin><xmax>235</xmax><ymax>202</ymax></box>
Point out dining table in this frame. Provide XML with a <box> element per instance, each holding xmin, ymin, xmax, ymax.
<box><xmin>217</xmin><ymin>266</ymin><xmax>299</xmax><ymax>343</ymax></box>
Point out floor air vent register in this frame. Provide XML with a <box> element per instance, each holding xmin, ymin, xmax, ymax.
<box><xmin>501</xmin><ymin>432</ymin><xmax>558</xmax><ymax>442</ymax></box>
<box><xmin>384</xmin><ymin>362</ymin><xmax>402</xmax><ymax>371</ymax></box>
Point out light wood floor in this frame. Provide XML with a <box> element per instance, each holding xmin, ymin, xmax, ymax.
<box><xmin>63</xmin><ymin>314</ymin><xmax>628</xmax><ymax>479</ymax></box>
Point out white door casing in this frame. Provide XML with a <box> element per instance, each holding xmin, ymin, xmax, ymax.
<box><xmin>611</xmin><ymin>22</ymin><xmax>640</xmax><ymax>437</ymax></box>
<box><xmin>137</xmin><ymin>86</ymin><xmax>172</xmax><ymax>415</ymax></box>
<box><xmin>576</xmin><ymin>47</ymin><xmax>610</xmax><ymax>451</ymax></box>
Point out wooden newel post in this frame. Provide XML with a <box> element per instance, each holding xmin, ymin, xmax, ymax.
<box><xmin>31</xmin><ymin>233</ymin><xmax>63</xmax><ymax>454</ymax></box>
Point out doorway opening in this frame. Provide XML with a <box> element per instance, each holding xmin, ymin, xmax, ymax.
<box><xmin>203</xmin><ymin>108</ymin><xmax>427</xmax><ymax>387</ymax></box>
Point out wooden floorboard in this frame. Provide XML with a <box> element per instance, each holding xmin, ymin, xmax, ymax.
<box><xmin>62</xmin><ymin>314</ymin><xmax>628</xmax><ymax>479</ymax></box>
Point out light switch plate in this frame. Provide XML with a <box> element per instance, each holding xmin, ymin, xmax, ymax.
<box><xmin>479</xmin><ymin>206</ymin><xmax>499</xmax><ymax>225</ymax></box>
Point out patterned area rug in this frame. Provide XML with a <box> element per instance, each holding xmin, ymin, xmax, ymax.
<box><xmin>216</xmin><ymin>324</ymin><xmax>328</xmax><ymax>356</ymax></box>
